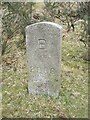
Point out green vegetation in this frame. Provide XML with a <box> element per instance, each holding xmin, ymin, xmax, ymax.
<box><xmin>2</xmin><ymin>24</ymin><xmax>88</xmax><ymax>118</ymax></box>
<box><xmin>1</xmin><ymin>2</ymin><xmax>89</xmax><ymax>118</ymax></box>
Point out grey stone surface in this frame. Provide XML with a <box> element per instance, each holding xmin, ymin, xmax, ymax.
<box><xmin>26</xmin><ymin>22</ymin><xmax>62</xmax><ymax>96</ymax></box>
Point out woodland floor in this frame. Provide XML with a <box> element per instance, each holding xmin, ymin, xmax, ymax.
<box><xmin>2</xmin><ymin>23</ymin><xmax>88</xmax><ymax>118</ymax></box>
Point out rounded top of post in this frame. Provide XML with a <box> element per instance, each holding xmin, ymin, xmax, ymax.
<box><xmin>26</xmin><ymin>22</ymin><xmax>62</xmax><ymax>30</ymax></box>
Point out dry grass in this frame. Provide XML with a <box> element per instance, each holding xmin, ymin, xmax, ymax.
<box><xmin>2</xmin><ymin>23</ymin><xmax>88</xmax><ymax>118</ymax></box>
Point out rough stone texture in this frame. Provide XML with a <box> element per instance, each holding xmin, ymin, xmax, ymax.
<box><xmin>26</xmin><ymin>22</ymin><xmax>62</xmax><ymax>96</ymax></box>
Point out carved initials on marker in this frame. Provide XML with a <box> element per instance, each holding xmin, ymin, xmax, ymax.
<box><xmin>38</xmin><ymin>39</ymin><xmax>46</xmax><ymax>49</ymax></box>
